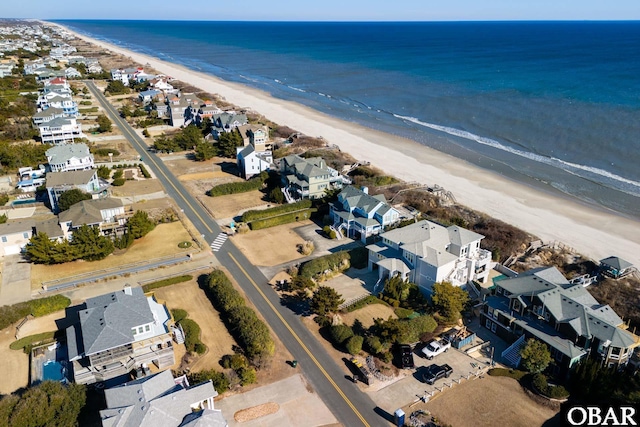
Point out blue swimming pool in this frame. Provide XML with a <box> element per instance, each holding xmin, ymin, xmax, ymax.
<box><xmin>11</xmin><ymin>199</ymin><xmax>36</xmax><ymax>206</ymax></box>
<box><xmin>42</xmin><ymin>360</ymin><xmax>65</xmax><ymax>382</ymax></box>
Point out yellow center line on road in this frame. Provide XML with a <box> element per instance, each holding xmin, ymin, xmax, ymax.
<box><xmin>89</xmin><ymin>83</ymin><xmax>214</xmax><ymax>235</ymax></box>
<box><xmin>228</xmin><ymin>253</ymin><xmax>371</xmax><ymax>427</ymax></box>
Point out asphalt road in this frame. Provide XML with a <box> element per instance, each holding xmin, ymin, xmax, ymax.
<box><xmin>86</xmin><ymin>81</ymin><xmax>388</xmax><ymax>427</ymax></box>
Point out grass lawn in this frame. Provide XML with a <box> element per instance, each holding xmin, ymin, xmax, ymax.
<box><xmin>232</xmin><ymin>220</ymin><xmax>311</xmax><ymax>266</ymax></box>
<box><xmin>31</xmin><ymin>222</ymin><xmax>194</xmax><ymax>289</ymax></box>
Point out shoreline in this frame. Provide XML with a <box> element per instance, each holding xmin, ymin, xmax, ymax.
<box><xmin>52</xmin><ymin>22</ymin><xmax>640</xmax><ymax>268</ymax></box>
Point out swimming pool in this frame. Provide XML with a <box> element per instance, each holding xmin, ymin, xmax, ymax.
<box><xmin>11</xmin><ymin>199</ymin><xmax>36</xmax><ymax>206</ymax></box>
<box><xmin>42</xmin><ymin>360</ymin><xmax>65</xmax><ymax>382</ymax></box>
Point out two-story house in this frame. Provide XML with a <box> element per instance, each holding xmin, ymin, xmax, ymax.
<box><xmin>211</xmin><ymin>112</ymin><xmax>248</xmax><ymax>137</ymax></box>
<box><xmin>237</xmin><ymin>124</ymin><xmax>271</xmax><ymax>152</ymax></box>
<box><xmin>330</xmin><ymin>185</ymin><xmax>400</xmax><ymax>242</ymax></box>
<box><xmin>366</xmin><ymin>220</ymin><xmax>492</xmax><ymax>294</ymax></box>
<box><xmin>483</xmin><ymin>266</ymin><xmax>640</xmax><ymax>376</ymax></box>
<box><xmin>99</xmin><ymin>370</ymin><xmax>228</xmax><ymax>427</ymax></box>
<box><xmin>32</xmin><ymin>107</ymin><xmax>65</xmax><ymax>126</ymax></box>
<box><xmin>58</xmin><ymin>198</ymin><xmax>127</xmax><ymax>239</ymax></box>
<box><xmin>0</xmin><ymin>220</ymin><xmax>35</xmax><ymax>257</ymax></box>
<box><xmin>46</xmin><ymin>169</ymin><xmax>109</xmax><ymax>212</ymax></box>
<box><xmin>280</xmin><ymin>154</ymin><xmax>344</xmax><ymax>200</ymax></box>
<box><xmin>46</xmin><ymin>143</ymin><xmax>94</xmax><ymax>172</ymax></box>
<box><xmin>236</xmin><ymin>144</ymin><xmax>272</xmax><ymax>180</ymax></box>
<box><xmin>66</xmin><ymin>287</ymin><xmax>176</xmax><ymax>385</ymax></box>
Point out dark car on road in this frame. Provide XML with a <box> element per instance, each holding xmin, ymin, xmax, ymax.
<box><xmin>423</xmin><ymin>363</ymin><xmax>453</xmax><ymax>385</ymax></box>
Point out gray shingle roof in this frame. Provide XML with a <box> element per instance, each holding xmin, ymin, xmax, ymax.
<box><xmin>33</xmin><ymin>107</ymin><xmax>64</xmax><ymax>118</ymax></box>
<box><xmin>79</xmin><ymin>287</ymin><xmax>154</xmax><ymax>356</ymax></box>
<box><xmin>58</xmin><ymin>198</ymin><xmax>122</xmax><ymax>226</ymax></box>
<box><xmin>0</xmin><ymin>219</ymin><xmax>35</xmax><ymax>236</ymax></box>
<box><xmin>35</xmin><ymin>218</ymin><xmax>64</xmax><ymax>239</ymax></box>
<box><xmin>46</xmin><ymin>169</ymin><xmax>96</xmax><ymax>187</ymax></box>
<box><xmin>101</xmin><ymin>371</ymin><xmax>222</xmax><ymax>427</ymax></box>
<box><xmin>46</xmin><ymin>142</ymin><xmax>91</xmax><ymax>164</ymax></box>
<box><xmin>600</xmin><ymin>256</ymin><xmax>633</xmax><ymax>271</ymax></box>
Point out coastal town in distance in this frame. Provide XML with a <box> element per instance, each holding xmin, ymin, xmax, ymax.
<box><xmin>1</xmin><ymin>18</ymin><xmax>640</xmax><ymax>427</ymax></box>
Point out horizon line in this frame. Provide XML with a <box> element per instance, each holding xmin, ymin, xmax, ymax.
<box><xmin>30</xmin><ymin>18</ymin><xmax>640</xmax><ymax>23</ymax></box>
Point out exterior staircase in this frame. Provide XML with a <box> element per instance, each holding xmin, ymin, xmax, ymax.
<box><xmin>173</xmin><ymin>324</ymin><xmax>185</xmax><ymax>345</ymax></box>
<box><xmin>501</xmin><ymin>334</ymin><xmax>526</xmax><ymax>368</ymax></box>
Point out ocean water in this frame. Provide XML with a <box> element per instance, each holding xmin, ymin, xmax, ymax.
<box><xmin>57</xmin><ymin>20</ymin><xmax>640</xmax><ymax>218</ymax></box>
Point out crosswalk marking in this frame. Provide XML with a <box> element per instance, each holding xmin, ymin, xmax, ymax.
<box><xmin>210</xmin><ymin>233</ymin><xmax>228</xmax><ymax>252</ymax></box>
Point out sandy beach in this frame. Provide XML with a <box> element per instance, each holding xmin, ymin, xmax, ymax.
<box><xmin>56</xmin><ymin>23</ymin><xmax>640</xmax><ymax>268</ymax></box>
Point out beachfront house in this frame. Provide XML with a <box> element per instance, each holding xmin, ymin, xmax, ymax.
<box><xmin>46</xmin><ymin>169</ymin><xmax>109</xmax><ymax>212</ymax></box>
<box><xmin>32</xmin><ymin>107</ymin><xmax>65</xmax><ymax>125</ymax></box>
<box><xmin>366</xmin><ymin>220</ymin><xmax>492</xmax><ymax>294</ymax></box>
<box><xmin>330</xmin><ymin>185</ymin><xmax>400</xmax><ymax>242</ymax></box>
<box><xmin>58</xmin><ymin>198</ymin><xmax>127</xmax><ymax>239</ymax></box>
<box><xmin>38</xmin><ymin>117</ymin><xmax>84</xmax><ymax>145</ymax></box>
<box><xmin>99</xmin><ymin>370</ymin><xmax>228</xmax><ymax>427</ymax></box>
<box><xmin>138</xmin><ymin>89</ymin><xmax>161</xmax><ymax>104</ymax></box>
<box><xmin>237</xmin><ymin>124</ymin><xmax>271</xmax><ymax>152</ymax></box>
<box><xmin>64</xmin><ymin>66</ymin><xmax>81</xmax><ymax>79</ymax></box>
<box><xmin>211</xmin><ymin>112</ymin><xmax>248</xmax><ymax>137</ymax></box>
<box><xmin>599</xmin><ymin>256</ymin><xmax>635</xmax><ymax>279</ymax></box>
<box><xmin>0</xmin><ymin>220</ymin><xmax>35</xmax><ymax>257</ymax></box>
<box><xmin>65</xmin><ymin>286</ymin><xmax>176</xmax><ymax>385</ymax></box>
<box><xmin>236</xmin><ymin>144</ymin><xmax>272</xmax><ymax>180</ymax></box>
<box><xmin>280</xmin><ymin>154</ymin><xmax>344</xmax><ymax>200</ymax></box>
<box><xmin>110</xmin><ymin>67</ymin><xmax>144</xmax><ymax>86</ymax></box>
<box><xmin>46</xmin><ymin>143</ymin><xmax>94</xmax><ymax>172</ymax></box>
<box><xmin>483</xmin><ymin>266</ymin><xmax>640</xmax><ymax>376</ymax></box>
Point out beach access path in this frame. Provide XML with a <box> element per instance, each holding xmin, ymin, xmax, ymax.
<box><xmin>86</xmin><ymin>81</ymin><xmax>385</xmax><ymax>427</ymax></box>
<box><xmin>62</xmin><ymin>24</ymin><xmax>640</xmax><ymax>268</ymax></box>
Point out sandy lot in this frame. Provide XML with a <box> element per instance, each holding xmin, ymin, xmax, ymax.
<box><xmin>200</xmin><ymin>191</ymin><xmax>269</xmax><ymax>220</ymax></box>
<box><xmin>413</xmin><ymin>375</ymin><xmax>560</xmax><ymax>427</ymax></box>
<box><xmin>340</xmin><ymin>304</ymin><xmax>397</xmax><ymax>328</ymax></box>
<box><xmin>179</xmin><ymin>171</ymin><xmax>229</xmax><ymax>181</ymax></box>
<box><xmin>31</xmin><ymin>222</ymin><xmax>194</xmax><ymax>288</ymax></box>
<box><xmin>152</xmin><ymin>278</ymin><xmax>237</xmax><ymax>372</ymax></box>
<box><xmin>232</xmin><ymin>221</ymin><xmax>311</xmax><ymax>266</ymax></box>
<box><xmin>110</xmin><ymin>179</ymin><xmax>164</xmax><ymax>196</ymax></box>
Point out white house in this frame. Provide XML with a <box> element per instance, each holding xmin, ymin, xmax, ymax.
<box><xmin>38</xmin><ymin>117</ymin><xmax>84</xmax><ymax>145</ymax></box>
<box><xmin>330</xmin><ymin>185</ymin><xmax>400</xmax><ymax>242</ymax></box>
<box><xmin>46</xmin><ymin>143</ymin><xmax>94</xmax><ymax>172</ymax></box>
<box><xmin>367</xmin><ymin>220</ymin><xmax>492</xmax><ymax>294</ymax></box>
<box><xmin>110</xmin><ymin>67</ymin><xmax>144</xmax><ymax>86</ymax></box>
<box><xmin>32</xmin><ymin>107</ymin><xmax>65</xmax><ymax>125</ymax></box>
<box><xmin>64</xmin><ymin>66</ymin><xmax>81</xmax><ymax>79</ymax></box>
<box><xmin>236</xmin><ymin>145</ymin><xmax>272</xmax><ymax>180</ymax></box>
<box><xmin>0</xmin><ymin>220</ymin><xmax>34</xmax><ymax>257</ymax></box>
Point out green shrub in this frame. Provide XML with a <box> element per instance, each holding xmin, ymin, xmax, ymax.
<box><xmin>394</xmin><ymin>307</ymin><xmax>415</xmax><ymax>319</ymax></box>
<box><xmin>139</xmin><ymin>164</ymin><xmax>151</xmax><ymax>178</ymax></box>
<box><xmin>365</xmin><ymin>336</ymin><xmax>384</xmax><ymax>354</ymax></box>
<box><xmin>348</xmin><ymin>246</ymin><xmax>369</xmax><ymax>269</ymax></box>
<box><xmin>345</xmin><ymin>295</ymin><xmax>386</xmax><ymax>312</ymax></box>
<box><xmin>238</xmin><ymin>367</ymin><xmax>257</xmax><ymax>386</ymax></box>
<box><xmin>547</xmin><ymin>384</ymin><xmax>570</xmax><ymax>399</ymax></box>
<box><xmin>380</xmin><ymin>351</ymin><xmax>393</xmax><ymax>363</ymax></box>
<box><xmin>532</xmin><ymin>373</ymin><xmax>548</xmax><ymax>392</ymax></box>
<box><xmin>323</xmin><ymin>225</ymin><xmax>331</xmax><ymax>236</ymax></box>
<box><xmin>112</xmin><ymin>177</ymin><xmax>125</xmax><ymax>186</ymax></box>
<box><xmin>248</xmin><ymin>209</ymin><xmax>315</xmax><ymax>230</ymax></box>
<box><xmin>28</xmin><ymin>295</ymin><xmax>71</xmax><ymax>317</ymax></box>
<box><xmin>221</xmin><ymin>353</ymin><xmax>249</xmax><ymax>370</ymax></box>
<box><xmin>329</xmin><ymin>230</ymin><xmax>337</xmax><ymax>239</ymax></box>
<box><xmin>187</xmin><ymin>370</ymin><xmax>229</xmax><ymax>394</ymax></box>
<box><xmin>194</xmin><ymin>343</ymin><xmax>207</xmax><ymax>355</ymax></box>
<box><xmin>345</xmin><ymin>335</ymin><xmax>364</xmax><ymax>355</ymax></box>
<box><xmin>91</xmin><ymin>148</ymin><xmax>120</xmax><ymax>157</ymax></box>
<box><xmin>10</xmin><ymin>331</ymin><xmax>56</xmax><ymax>352</ymax></box>
<box><xmin>488</xmin><ymin>368</ymin><xmax>527</xmax><ymax>380</ymax></box>
<box><xmin>330</xmin><ymin>324</ymin><xmax>354</xmax><ymax>345</ymax></box>
<box><xmin>404</xmin><ymin>315</ymin><xmax>437</xmax><ymax>342</ymax></box>
<box><xmin>300</xmin><ymin>251</ymin><xmax>350</xmax><ymax>280</ymax></box>
<box><xmin>208</xmin><ymin>175</ymin><xmax>265</xmax><ymax>197</ymax></box>
<box><xmin>171</xmin><ymin>308</ymin><xmax>188</xmax><ymax>323</ymax></box>
<box><xmin>180</xmin><ymin>318</ymin><xmax>204</xmax><ymax>354</ymax></box>
<box><xmin>142</xmin><ymin>275</ymin><xmax>192</xmax><ymax>292</ymax></box>
<box><xmin>241</xmin><ymin>199</ymin><xmax>312</xmax><ymax>222</ymax></box>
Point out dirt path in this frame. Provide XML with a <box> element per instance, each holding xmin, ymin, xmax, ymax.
<box><xmin>0</xmin><ymin>327</ymin><xmax>29</xmax><ymax>394</ymax></box>
<box><xmin>416</xmin><ymin>375</ymin><xmax>559</xmax><ymax>427</ymax></box>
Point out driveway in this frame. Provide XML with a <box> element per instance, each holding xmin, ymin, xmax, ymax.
<box><xmin>0</xmin><ymin>254</ymin><xmax>32</xmax><ymax>305</ymax></box>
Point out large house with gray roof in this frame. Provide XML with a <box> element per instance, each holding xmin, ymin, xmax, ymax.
<box><xmin>46</xmin><ymin>169</ymin><xmax>109</xmax><ymax>212</ymax></box>
<box><xmin>38</xmin><ymin>116</ymin><xmax>84</xmax><ymax>145</ymax></box>
<box><xmin>100</xmin><ymin>370</ymin><xmax>227</xmax><ymax>427</ymax></box>
<box><xmin>58</xmin><ymin>198</ymin><xmax>127</xmax><ymax>239</ymax></box>
<box><xmin>46</xmin><ymin>142</ymin><xmax>94</xmax><ymax>172</ymax></box>
<box><xmin>280</xmin><ymin>154</ymin><xmax>344</xmax><ymax>200</ymax></box>
<box><xmin>66</xmin><ymin>287</ymin><xmax>176</xmax><ymax>385</ymax></box>
<box><xmin>330</xmin><ymin>185</ymin><xmax>400</xmax><ymax>242</ymax></box>
<box><xmin>366</xmin><ymin>220</ymin><xmax>492</xmax><ymax>294</ymax></box>
<box><xmin>484</xmin><ymin>266</ymin><xmax>640</xmax><ymax>376</ymax></box>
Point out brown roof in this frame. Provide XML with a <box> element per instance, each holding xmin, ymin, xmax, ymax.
<box><xmin>59</xmin><ymin>198</ymin><xmax>123</xmax><ymax>226</ymax></box>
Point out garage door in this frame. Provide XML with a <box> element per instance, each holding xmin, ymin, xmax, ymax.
<box><xmin>3</xmin><ymin>245</ymin><xmax>21</xmax><ymax>255</ymax></box>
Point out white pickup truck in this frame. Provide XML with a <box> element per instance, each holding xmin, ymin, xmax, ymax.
<box><xmin>421</xmin><ymin>338</ymin><xmax>451</xmax><ymax>360</ymax></box>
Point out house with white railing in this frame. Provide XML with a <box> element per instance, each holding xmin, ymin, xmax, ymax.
<box><xmin>483</xmin><ymin>266</ymin><xmax>640</xmax><ymax>376</ymax></box>
<box><xmin>366</xmin><ymin>220</ymin><xmax>492</xmax><ymax>294</ymax></box>
<box><xmin>46</xmin><ymin>143</ymin><xmax>94</xmax><ymax>172</ymax></box>
<box><xmin>38</xmin><ymin>117</ymin><xmax>84</xmax><ymax>145</ymax></box>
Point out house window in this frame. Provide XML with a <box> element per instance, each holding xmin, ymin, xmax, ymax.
<box><xmin>131</xmin><ymin>328</ymin><xmax>136</xmax><ymax>335</ymax></box>
<box><xmin>23</xmin><ymin>232</ymin><xmax>29</xmax><ymax>239</ymax></box>
<box><xmin>1</xmin><ymin>236</ymin><xmax>6</xmax><ymax>243</ymax></box>
<box><xmin>145</xmin><ymin>325</ymin><xmax>150</xmax><ymax>332</ymax></box>
<box><xmin>138</xmin><ymin>326</ymin><xmax>144</xmax><ymax>334</ymax></box>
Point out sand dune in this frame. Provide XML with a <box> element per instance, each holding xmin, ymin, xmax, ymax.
<box><xmin>55</xmin><ymin>23</ymin><xmax>640</xmax><ymax>268</ymax></box>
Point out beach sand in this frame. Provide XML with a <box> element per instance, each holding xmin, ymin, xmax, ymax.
<box><xmin>56</xmin><ymin>23</ymin><xmax>640</xmax><ymax>268</ymax></box>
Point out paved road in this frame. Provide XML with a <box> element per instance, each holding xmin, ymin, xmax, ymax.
<box><xmin>87</xmin><ymin>82</ymin><xmax>387</xmax><ymax>427</ymax></box>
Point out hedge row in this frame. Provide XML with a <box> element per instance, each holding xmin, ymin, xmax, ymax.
<box><xmin>249</xmin><ymin>209</ymin><xmax>315</xmax><ymax>230</ymax></box>
<box><xmin>0</xmin><ymin>295</ymin><xmax>71</xmax><ymax>331</ymax></box>
<box><xmin>241</xmin><ymin>199</ymin><xmax>312</xmax><ymax>222</ymax></box>
<box><xmin>204</xmin><ymin>270</ymin><xmax>274</xmax><ymax>362</ymax></box>
<box><xmin>139</xmin><ymin>164</ymin><xmax>151</xmax><ymax>178</ymax></box>
<box><xmin>299</xmin><ymin>251</ymin><xmax>350</xmax><ymax>280</ymax></box>
<box><xmin>142</xmin><ymin>275</ymin><xmax>192</xmax><ymax>292</ymax></box>
<box><xmin>208</xmin><ymin>176</ymin><xmax>265</xmax><ymax>197</ymax></box>
<box><xmin>180</xmin><ymin>318</ymin><xmax>206</xmax><ymax>354</ymax></box>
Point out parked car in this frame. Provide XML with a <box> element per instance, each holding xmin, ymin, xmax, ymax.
<box><xmin>423</xmin><ymin>364</ymin><xmax>453</xmax><ymax>385</ymax></box>
<box><xmin>421</xmin><ymin>338</ymin><xmax>451</xmax><ymax>359</ymax></box>
<box><xmin>396</xmin><ymin>344</ymin><xmax>415</xmax><ymax>369</ymax></box>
